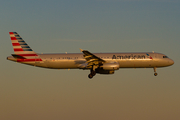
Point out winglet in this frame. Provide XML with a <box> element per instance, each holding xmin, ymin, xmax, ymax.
<box><xmin>79</xmin><ymin>48</ymin><xmax>84</xmax><ymax>52</ymax></box>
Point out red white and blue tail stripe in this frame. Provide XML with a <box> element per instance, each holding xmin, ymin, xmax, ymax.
<box><xmin>9</xmin><ymin>32</ymin><xmax>42</xmax><ymax>62</ymax></box>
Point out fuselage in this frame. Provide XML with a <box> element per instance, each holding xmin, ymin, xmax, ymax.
<box><xmin>7</xmin><ymin>52</ymin><xmax>174</xmax><ymax>69</ymax></box>
<box><xmin>7</xmin><ymin>32</ymin><xmax>174</xmax><ymax>78</ymax></box>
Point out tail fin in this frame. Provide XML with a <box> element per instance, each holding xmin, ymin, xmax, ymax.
<box><xmin>9</xmin><ymin>32</ymin><xmax>36</xmax><ymax>55</ymax></box>
<box><xmin>9</xmin><ymin>32</ymin><xmax>42</xmax><ymax>62</ymax></box>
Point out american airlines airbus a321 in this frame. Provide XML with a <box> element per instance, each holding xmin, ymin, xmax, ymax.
<box><xmin>7</xmin><ymin>32</ymin><xmax>174</xmax><ymax>79</ymax></box>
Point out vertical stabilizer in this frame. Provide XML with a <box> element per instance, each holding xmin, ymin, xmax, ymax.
<box><xmin>9</xmin><ymin>32</ymin><xmax>36</xmax><ymax>54</ymax></box>
<box><xmin>9</xmin><ymin>32</ymin><xmax>42</xmax><ymax>62</ymax></box>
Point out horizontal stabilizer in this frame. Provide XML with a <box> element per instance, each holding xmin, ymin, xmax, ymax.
<box><xmin>12</xmin><ymin>54</ymin><xmax>26</xmax><ymax>59</ymax></box>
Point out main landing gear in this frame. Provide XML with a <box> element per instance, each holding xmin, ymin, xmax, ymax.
<box><xmin>154</xmin><ymin>67</ymin><xmax>158</xmax><ymax>76</ymax></box>
<box><xmin>88</xmin><ymin>70</ymin><xmax>96</xmax><ymax>79</ymax></box>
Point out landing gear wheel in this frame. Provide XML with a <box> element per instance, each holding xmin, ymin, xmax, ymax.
<box><xmin>154</xmin><ymin>73</ymin><xmax>158</xmax><ymax>76</ymax></box>
<box><xmin>88</xmin><ymin>74</ymin><xmax>93</xmax><ymax>79</ymax></box>
<box><xmin>91</xmin><ymin>71</ymin><xmax>96</xmax><ymax>76</ymax></box>
<box><xmin>153</xmin><ymin>67</ymin><xmax>158</xmax><ymax>76</ymax></box>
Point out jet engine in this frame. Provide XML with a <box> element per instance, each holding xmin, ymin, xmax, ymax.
<box><xmin>95</xmin><ymin>68</ymin><xmax>115</xmax><ymax>74</ymax></box>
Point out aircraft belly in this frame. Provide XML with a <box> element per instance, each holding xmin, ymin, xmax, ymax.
<box><xmin>35</xmin><ymin>62</ymin><xmax>47</xmax><ymax>68</ymax></box>
<box><xmin>45</xmin><ymin>60</ymin><xmax>79</xmax><ymax>69</ymax></box>
<box><xmin>154</xmin><ymin>59</ymin><xmax>169</xmax><ymax>67</ymax></box>
<box><xmin>118</xmin><ymin>59</ymin><xmax>155</xmax><ymax>68</ymax></box>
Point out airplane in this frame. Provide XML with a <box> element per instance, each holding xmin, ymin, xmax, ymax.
<box><xmin>7</xmin><ymin>32</ymin><xmax>174</xmax><ymax>79</ymax></box>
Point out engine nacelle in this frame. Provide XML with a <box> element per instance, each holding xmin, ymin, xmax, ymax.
<box><xmin>101</xmin><ymin>63</ymin><xmax>119</xmax><ymax>70</ymax></box>
<box><xmin>95</xmin><ymin>69</ymin><xmax>115</xmax><ymax>74</ymax></box>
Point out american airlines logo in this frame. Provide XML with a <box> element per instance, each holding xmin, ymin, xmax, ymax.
<box><xmin>112</xmin><ymin>54</ymin><xmax>146</xmax><ymax>59</ymax></box>
<box><xmin>146</xmin><ymin>53</ymin><xmax>153</xmax><ymax>59</ymax></box>
<box><xmin>112</xmin><ymin>53</ymin><xmax>153</xmax><ymax>60</ymax></box>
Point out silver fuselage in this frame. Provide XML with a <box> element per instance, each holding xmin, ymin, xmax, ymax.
<box><xmin>7</xmin><ymin>52</ymin><xmax>174</xmax><ymax>69</ymax></box>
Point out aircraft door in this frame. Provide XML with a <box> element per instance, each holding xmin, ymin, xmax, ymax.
<box><xmin>153</xmin><ymin>53</ymin><xmax>157</xmax><ymax>58</ymax></box>
<box><xmin>152</xmin><ymin>53</ymin><xmax>158</xmax><ymax>66</ymax></box>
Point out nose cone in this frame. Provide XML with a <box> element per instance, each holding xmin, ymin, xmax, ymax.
<box><xmin>168</xmin><ymin>59</ymin><xmax>174</xmax><ymax>66</ymax></box>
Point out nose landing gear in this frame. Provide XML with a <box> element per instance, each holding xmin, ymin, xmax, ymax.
<box><xmin>154</xmin><ymin>67</ymin><xmax>158</xmax><ymax>76</ymax></box>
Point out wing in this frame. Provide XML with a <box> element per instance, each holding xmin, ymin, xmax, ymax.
<box><xmin>80</xmin><ymin>49</ymin><xmax>105</xmax><ymax>67</ymax></box>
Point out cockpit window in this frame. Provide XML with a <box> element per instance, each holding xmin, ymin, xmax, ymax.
<box><xmin>163</xmin><ymin>56</ymin><xmax>168</xmax><ymax>58</ymax></box>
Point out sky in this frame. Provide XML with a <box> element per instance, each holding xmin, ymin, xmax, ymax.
<box><xmin>0</xmin><ymin>0</ymin><xmax>180</xmax><ymax>120</ymax></box>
